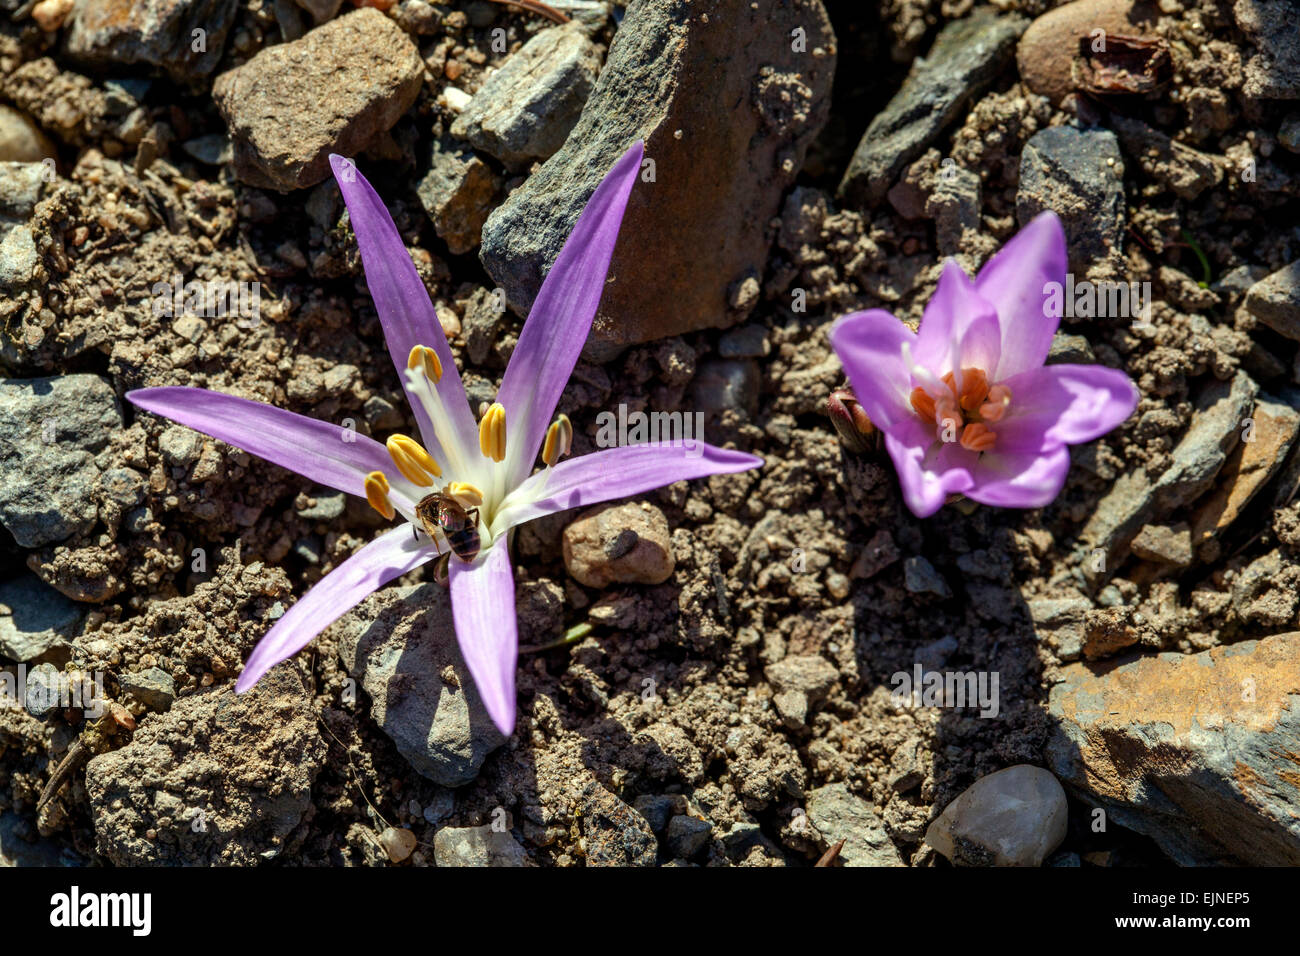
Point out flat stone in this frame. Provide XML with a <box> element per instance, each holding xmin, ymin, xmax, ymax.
<box><xmin>577</xmin><ymin>779</ymin><xmax>658</xmax><ymax>866</ymax></box>
<box><xmin>0</xmin><ymin>574</ymin><xmax>82</xmax><ymax>662</ymax></box>
<box><xmin>839</xmin><ymin>8</ymin><xmax>1026</xmax><ymax>206</ymax></box>
<box><xmin>561</xmin><ymin>501</ymin><xmax>674</xmax><ymax>588</ymax></box>
<box><xmin>924</xmin><ymin>765</ymin><xmax>1068</xmax><ymax>867</ymax></box>
<box><xmin>1017</xmin><ymin>0</ymin><xmax>1160</xmax><ymax>105</ymax></box>
<box><xmin>1046</xmin><ymin>332</ymin><xmax>1096</xmax><ymax>365</ymax></box>
<box><xmin>665</xmin><ymin>814</ymin><xmax>712</xmax><ymax>859</ymax></box>
<box><xmin>1047</xmin><ymin>632</ymin><xmax>1300</xmax><ymax>865</ymax></box>
<box><xmin>434</xmin><ymin>824</ymin><xmax>528</xmax><ymax>866</ymax></box>
<box><xmin>0</xmin><ymin>223</ymin><xmax>37</xmax><ymax>287</ymax></box>
<box><xmin>1129</xmin><ymin>522</ymin><xmax>1193</xmax><ymax>566</ymax></box>
<box><xmin>118</xmin><ymin>666</ymin><xmax>176</xmax><ymax>711</ymax></box>
<box><xmin>332</xmin><ymin>582</ymin><xmax>507</xmax><ymax>787</ymax></box>
<box><xmin>65</xmin><ymin>0</ymin><xmax>239</xmax><ymax>82</ymax></box>
<box><xmin>1028</xmin><ymin>597</ymin><xmax>1091</xmax><ymax>660</ymax></box>
<box><xmin>850</xmin><ymin>529</ymin><xmax>900</xmax><ymax>579</ymax></box>
<box><xmin>805</xmin><ymin>783</ymin><xmax>904</xmax><ymax>866</ymax></box>
<box><xmin>213</xmin><ymin>8</ymin><xmax>423</xmax><ymax>190</ymax></box>
<box><xmin>480</xmin><ymin>0</ymin><xmax>835</xmax><ymax>362</ymax></box>
<box><xmin>1234</xmin><ymin>0</ymin><xmax>1300</xmax><ymax>100</ymax></box>
<box><xmin>1245</xmin><ymin>260</ymin><xmax>1300</xmax><ymax>339</ymax></box>
<box><xmin>1189</xmin><ymin>392</ymin><xmax>1300</xmax><ymax>545</ymax></box>
<box><xmin>417</xmin><ymin>139</ymin><xmax>498</xmax><ymax>255</ymax></box>
<box><xmin>903</xmin><ymin>555</ymin><xmax>952</xmax><ymax>598</ymax></box>
<box><xmin>1082</xmin><ymin>370</ymin><xmax>1258</xmax><ymax>573</ymax></box>
<box><xmin>0</xmin><ymin>162</ymin><xmax>49</xmax><ymax>219</ymax></box>
<box><xmin>0</xmin><ymin>374</ymin><xmax>122</xmax><ymax>548</ymax></box>
<box><xmin>450</xmin><ymin>22</ymin><xmax>601</xmax><ymax>171</ymax></box>
<box><xmin>1017</xmin><ymin>126</ymin><xmax>1125</xmax><ymax>271</ymax></box>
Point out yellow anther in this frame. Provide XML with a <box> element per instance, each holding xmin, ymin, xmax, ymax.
<box><xmin>386</xmin><ymin>434</ymin><xmax>441</xmax><ymax>487</ymax></box>
<box><xmin>364</xmin><ymin>471</ymin><xmax>395</xmax><ymax>521</ymax></box>
<box><xmin>541</xmin><ymin>413</ymin><xmax>573</xmax><ymax>467</ymax></box>
<box><xmin>446</xmin><ymin>481</ymin><xmax>484</xmax><ymax>508</ymax></box>
<box><xmin>407</xmin><ymin>344</ymin><xmax>443</xmax><ymax>383</ymax></box>
<box><xmin>479</xmin><ymin>403</ymin><xmax>506</xmax><ymax>462</ymax></box>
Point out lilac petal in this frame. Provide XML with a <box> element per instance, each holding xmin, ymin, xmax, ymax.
<box><xmin>882</xmin><ymin>418</ymin><xmax>977</xmax><ymax>518</ymax></box>
<box><xmin>967</xmin><ymin>446</ymin><xmax>1071</xmax><ymax>509</ymax></box>
<box><xmin>330</xmin><ymin>154</ymin><xmax>480</xmax><ymax>460</ymax></box>
<box><xmin>497</xmin><ymin>141</ymin><xmax>644</xmax><ymax>489</ymax></box>
<box><xmin>127</xmin><ymin>386</ymin><xmax>420</xmax><ymax>509</ymax></box>
<box><xmin>236</xmin><ymin>525</ymin><xmax>434</xmax><ymax>692</ymax></box>
<box><xmin>490</xmin><ymin>441</ymin><xmax>763</xmax><ymax>535</ymax></box>
<box><xmin>829</xmin><ymin>309</ymin><xmax>916</xmax><ymax>431</ymax></box>
<box><xmin>449</xmin><ymin>542</ymin><xmax>518</xmax><ymax>735</ymax></box>
<box><xmin>958</xmin><ymin>309</ymin><xmax>1001</xmax><ymax>378</ymax></box>
<box><xmin>915</xmin><ymin>259</ymin><xmax>999</xmax><ymax>374</ymax></box>
<box><xmin>973</xmin><ymin>212</ymin><xmax>1067</xmax><ymax>380</ymax></box>
<box><xmin>994</xmin><ymin>364</ymin><xmax>1139</xmax><ymax>454</ymax></box>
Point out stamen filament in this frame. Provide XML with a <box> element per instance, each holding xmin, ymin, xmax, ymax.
<box><xmin>364</xmin><ymin>471</ymin><xmax>395</xmax><ymax>520</ymax></box>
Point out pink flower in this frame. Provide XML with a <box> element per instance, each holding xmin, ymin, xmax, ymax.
<box><xmin>829</xmin><ymin>212</ymin><xmax>1137</xmax><ymax>518</ymax></box>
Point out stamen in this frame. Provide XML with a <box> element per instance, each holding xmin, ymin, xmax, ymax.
<box><xmin>956</xmin><ymin>368</ymin><xmax>989</xmax><ymax>411</ymax></box>
<box><xmin>407</xmin><ymin>344</ymin><xmax>443</xmax><ymax>383</ymax></box>
<box><xmin>386</xmin><ymin>434</ymin><xmax>441</xmax><ymax>487</ymax></box>
<box><xmin>446</xmin><ymin>481</ymin><xmax>484</xmax><ymax>508</ymax></box>
<box><xmin>980</xmin><ymin>384</ymin><xmax>1012</xmax><ymax>423</ymax></box>
<box><xmin>542</xmin><ymin>413</ymin><xmax>573</xmax><ymax>467</ymax></box>
<box><xmin>479</xmin><ymin>403</ymin><xmax>506</xmax><ymax>462</ymax></box>
<box><xmin>364</xmin><ymin>471</ymin><xmax>395</xmax><ymax>520</ymax></box>
<box><xmin>960</xmin><ymin>422</ymin><xmax>997</xmax><ymax>452</ymax></box>
<box><xmin>909</xmin><ymin>387</ymin><xmax>937</xmax><ymax>422</ymax></box>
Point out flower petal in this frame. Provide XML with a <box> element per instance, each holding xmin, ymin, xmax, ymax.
<box><xmin>330</xmin><ymin>154</ymin><xmax>480</xmax><ymax>465</ymax></box>
<box><xmin>994</xmin><ymin>364</ymin><xmax>1139</xmax><ymax>454</ymax></box>
<box><xmin>882</xmin><ymin>417</ymin><xmax>977</xmax><ymax>518</ymax></box>
<box><xmin>490</xmin><ymin>442</ymin><xmax>763</xmax><ymax>536</ymax></box>
<box><xmin>496</xmin><ymin>141</ymin><xmax>644</xmax><ymax>489</ymax></box>
<box><xmin>448</xmin><ymin>542</ymin><xmax>518</xmax><ymax>735</ymax></box>
<box><xmin>915</xmin><ymin>259</ymin><xmax>999</xmax><ymax>375</ymax></box>
<box><xmin>973</xmin><ymin>211</ymin><xmax>1067</xmax><ymax>380</ymax></box>
<box><xmin>236</xmin><ymin>524</ymin><xmax>435</xmax><ymax>692</ymax></box>
<box><xmin>127</xmin><ymin>386</ymin><xmax>422</xmax><ymax>511</ymax></box>
<box><xmin>966</xmin><ymin>446</ymin><xmax>1072</xmax><ymax>509</ymax></box>
<box><xmin>829</xmin><ymin>309</ymin><xmax>916</xmax><ymax>430</ymax></box>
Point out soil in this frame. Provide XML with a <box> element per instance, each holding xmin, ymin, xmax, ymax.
<box><xmin>1</xmin><ymin>0</ymin><xmax>1295</xmax><ymax>867</ymax></box>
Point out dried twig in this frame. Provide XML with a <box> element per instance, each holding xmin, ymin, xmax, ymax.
<box><xmin>814</xmin><ymin>839</ymin><xmax>845</xmax><ymax>867</ymax></box>
<box><xmin>482</xmin><ymin>0</ymin><xmax>571</xmax><ymax>25</ymax></box>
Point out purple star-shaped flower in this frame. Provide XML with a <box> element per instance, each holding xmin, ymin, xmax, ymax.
<box><xmin>829</xmin><ymin>212</ymin><xmax>1137</xmax><ymax>518</ymax></box>
<box><xmin>128</xmin><ymin>142</ymin><xmax>761</xmax><ymax>734</ymax></box>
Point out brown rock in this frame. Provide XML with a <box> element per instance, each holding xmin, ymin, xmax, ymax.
<box><xmin>1129</xmin><ymin>522</ymin><xmax>1192</xmax><ymax>566</ymax></box>
<box><xmin>480</xmin><ymin>0</ymin><xmax>836</xmax><ymax>361</ymax></box>
<box><xmin>1017</xmin><ymin>0</ymin><xmax>1160</xmax><ymax>105</ymax></box>
<box><xmin>417</xmin><ymin>140</ymin><xmax>498</xmax><ymax>255</ymax></box>
<box><xmin>212</xmin><ymin>8</ymin><xmax>423</xmax><ymax>190</ymax></box>
<box><xmin>1047</xmin><ymin>632</ymin><xmax>1300</xmax><ymax>865</ymax></box>
<box><xmin>1081</xmin><ymin>606</ymin><xmax>1141</xmax><ymax>660</ymax></box>
<box><xmin>65</xmin><ymin>0</ymin><xmax>239</xmax><ymax>81</ymax></box>
<box><xmin>562</xmin><ymin>501</ymin><xmax>674</xmax><ymax>588</ymax></box>
<box><xmin>1190</xmin><ymin>393</ymin><xmax>1300</xmax><ymax>546</ymax></box>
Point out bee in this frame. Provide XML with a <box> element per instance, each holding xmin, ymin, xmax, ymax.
<box><xmin>414</xmin><ymin>492</ymin><xmax>481</xmax><ymax>562</ymax></box>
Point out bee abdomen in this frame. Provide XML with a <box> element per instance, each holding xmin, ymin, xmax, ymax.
<box><xmin>445</xmin><ymin>527</ymin><xmax>480</xmax><ymax>561</ymax></box>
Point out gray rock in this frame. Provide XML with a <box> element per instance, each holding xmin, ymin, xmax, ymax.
<box><xmin>665</xmin><ymin>814</ymin><xmax>712</xmax><ymax>858</ymax></box>
<box><xmin>632</xmin><ymin>793</ymin><xmax>684</xmax><ymax>833</ymax></box>
<box><xmin>0</xmin><ymin>162</ymin><xmax>48</xmax><ymax>219</ymax></box>
<box><xmin>296</xmin><ymin>489</ymin><xmax>346</xmax><ymax>521</ymax></box>
<box><xmin>479</xmin><ymin>0</ymin><xmax>835</xmax><ymax>361</ymax></box>
<box><xmin>332</xmin><ymin>582</ymin><xmax>507</xmax><ymax>787</ymax></box>
<box><xmin>1028</xmin><ymin>596</ymin><xmax>1090</xmax><ymax>661</ymax></box>
<box><xmin>158</xmin><ymin>424</ymin><xmax>203</xmax><ymax>467</ymax></box>
<box><xmin>0</xmin><ymin>574</ymin><xmax>82</xmax><ymax>662</ymax></box>
<box><xmin>1281</xmin><ymin>113</ymin><xmax>1300</xmax><ymax>153</ymax></box>
<box><xmin>718</xmin><ymin>324</ymin><xmax>770</xmax><ymax>359</ymax></box>
<box><xmin>450</xmin><ymin>23</ymin><xmax>601</xmax><ymax>171</ymax></box>
<box><xmin>119</xmin><ymin>666</ymin><xmax>176</xmax><ymax>711</ymax></box>
<box><xmin>925</xmin><ymin>765</ymin><xmax>1068</xmax><ymax>867</ymax></box>
<box><xmin>0</xmin><ymin>222</ymin><xmax>36</xmax><ymax>286</ymax></box>
<box><xmin>1082</xmin><ymin>370</ymin><xmax>1257</xmax><ymax>574</ymax></box>
<box><xmin>417</xmin><ymin>140</ymin><xmax>498</xmax><ymax>255</ymax></box>
<box><xmin>691</xmin><ymin>358</ymin><xmax>760</xmax><ymax>424</ymax></box>
<box><xmin>213</xmin><ymin>8</ymin><xmax>424</xmax><ymax>190</ymax></box>
<box><xmin>65</xmin><ymin>0</ymin><xmax>239</xmax><ymax>82</ymax></box>
<box><xmin>577</xmin><ymin>779</ymin><xmax>658</xmax><ymax>866</ymax></box>
<box><xmin>294</xmin><ymin>0</ymin><xmax>343</xmax><ymax>22</ymax></box>
<box><xmin>23</xmin><ymin>662</ymin><xmax>62</xmax><ymax>717</ymax></box>
<box><xmin>805</xmin><ymin>783</ymin><xmax>904</xmax><ymax>866</ymax></box>
<box><xmin>180</xmin><ymin>133</ymin><xmax>232</xmax><ymax>166</ymax></box>
<box><xmin>433</xmin><ymin>824</ymin><xmax>528</xmax><ymax>866</ymax></box>
<box><xmin>914</xmin><ymin>635</ymin><xmax>958</xmax><ymax>671</ymax></box>
<box><xmin>839</xmin><ymin>9</ymin><xmax>1026</xmax><ymax>206</ymax></box>
<box><xmin>1017</xmin><ymin>126</ymin><xmax>1125</xmax><ymax>271</ymax></box>
<box><xmin>0</xmin><ymin>374</ymin><xmax>122</xmax><ymax>548</ymax></box>
<box><xmin>1245</xmin><ymin>260</ymin><xmax>1300</xmax><ymax>340</ymax></box>
<box><xmin>903</xmin><ymin>555</ymin><xmax>952</xmax><ymax>599</ymax></box>
<box><xmin>719</xmin><ymin>820</ymin><xmax>764</xmax><ymax>858</ymax></box>
<box><xmin>1234</xmin><ymin>0</ymin><xmax>1300</xmax><ymax>99</ymax></box>
<box><xmin>765</xmin><ymin>654</ymin><xmax>837</xmax><ymax>727</ymax></box>
<box><xmin>1046</xmin><ymin>333</ymin><xmax>1096</xmax><ymax>366</ymax></box>
<box><xmin>100</xmin><ymin>468</ymin><xmax>146</xmax><ymax>509</ymax></box>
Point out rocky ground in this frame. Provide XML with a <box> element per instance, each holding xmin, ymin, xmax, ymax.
<box><xmin>1</xmin><ymin>0</ymin><xmax>1298</xmax><ymax>867</ymax></box>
